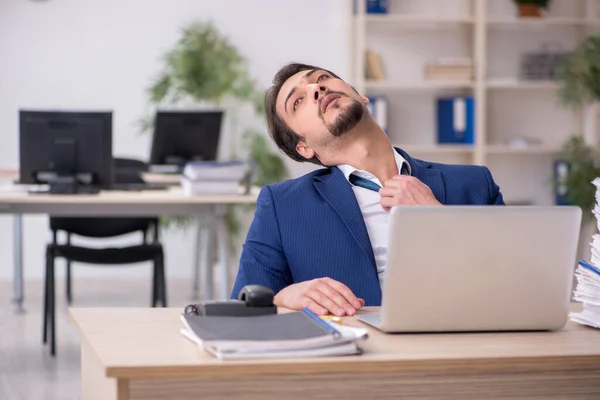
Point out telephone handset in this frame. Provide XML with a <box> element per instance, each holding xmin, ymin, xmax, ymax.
<box><xmin>184</xmin><ymin>285</ymin><xmax>277</xmax><ymax>317</ymax></box>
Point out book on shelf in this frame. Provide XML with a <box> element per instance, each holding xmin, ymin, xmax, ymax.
<box><xmin>365</xmin><ymin>50</ymin><xmax>385</xmax><ymax>81</ymax></box>
<box><xmin>424</xmin><ymin>58</ymin><xmax>474</xmax><ymax>81</ymax></box>
<box><xmin>428</xmin><ymin>57</ymin><xmax>474</xmax><ymax>67</ymax></box>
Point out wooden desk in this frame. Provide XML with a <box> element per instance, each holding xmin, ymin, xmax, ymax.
<box><xmin>70</xmin><ymin>306</ymin><xmax>600</xmax><ymax>400</ymax></box>
<box><xmin>0</xmin><ymin>188</ymin><xmax>258</xmax><ymax>309</ymax></box>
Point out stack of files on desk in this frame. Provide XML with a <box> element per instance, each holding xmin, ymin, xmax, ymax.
<box><xmin>570</xmin><ymin>177</ymin><xmax>600</xmax><ymax>329</ymax></box>
<box><xmin>570</xmin><ymin>260</ymin><xmax>600</xmax><ymax>328</ymax></box>
<box><xmin>180</xmin><ymin>309</ymin><xmax>369</xmax><ymax>360</ymax></box>
<box><xmin>181</xmin><ymin>161</ymin><xmax>248</xmax><ymax>195</ymax></box>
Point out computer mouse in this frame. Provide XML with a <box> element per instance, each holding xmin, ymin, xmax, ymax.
<box><xmin>238</xmin><ymin>285</ymin><xmax>274</xmax><ymax>307</ymax></box>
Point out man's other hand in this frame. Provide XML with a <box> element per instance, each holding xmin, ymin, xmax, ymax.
<box><xmin>273</xmin><ymin>278</ymin><xmax>365</xmax><ymax>316</ymax></box>
<box><xmin>379</xmin><ymin>175</ymin><xmax>442</xmax><ymax>211</ymax></box>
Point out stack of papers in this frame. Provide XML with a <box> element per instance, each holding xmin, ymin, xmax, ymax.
<box><xmin>180</xmin><ymin>309</ymin><xmax>368</xmax><ymax>360</ymax></box>
<box><xmin>570</xmin><ymin>178</ymin><xmax>600</xmax><ymax>328</ymax></box>
<box><xmin>570</xmin><ymin>261</ymin><xmax>600</xmax><ymax>328</ymax></box>
<box><xmin>181</xmin><ymin>160</ymin><xmax>249</xmax><ymax>195</ymax></box>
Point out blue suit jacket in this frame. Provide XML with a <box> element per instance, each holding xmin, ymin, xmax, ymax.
<box><xmin>231</xmin><ymin>149</ymin><xmax>504</xmax><ymax>305</ymax></box>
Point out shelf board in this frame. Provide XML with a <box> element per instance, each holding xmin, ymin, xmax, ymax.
<box><xmin>395</xmin><ymin>144</ymin><xmax>475</xmax><ymax>154</ymax></box>
<box><xmin>487</xmin><ymin>17</ymin><xmax>599</xmax><ymax>26</ymax></box>
<box><xmin>365</xmin><ymin>81</ymin><xmax>474</xmax><ymax>91</ymax></box>
<box><xmin>486</xmin><ymin>80</ymin><xmax>559</xmax><ymax>90</ymax></box>
<box><xmin>358</xmin><ymin>15</ymin><xmax>475</xmax><ymax>25</ymax></box>
<box><xmin>486</xmin><ymin>145</ymin><xmax>561</xmax><ymax>155</ymax></box>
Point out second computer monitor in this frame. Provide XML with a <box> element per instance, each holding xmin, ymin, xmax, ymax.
<box><xmin>149</xmin><ymin>111</ymin><xmax>222</xmax><ymax>169</ymax></box>
<box><xmin>19</xmin><ymin>110</ymin><xmax>113</xmax><ymax>189</ymax></box>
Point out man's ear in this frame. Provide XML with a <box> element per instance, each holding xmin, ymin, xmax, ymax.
<box><xmin>296</xmin><ymin>142</ymin><xmax>315</xmax><ymax>160</ymax></box>
<box><xmin>360</xmin><ymin>94</ymin><xmax>369</xmax><ymax>105</ymax></box>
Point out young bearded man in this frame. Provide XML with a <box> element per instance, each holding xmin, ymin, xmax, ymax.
<box><xmin>231</xmin><ymin>63</ymin><xmax>504</xmax><ymax>316</ymax></box>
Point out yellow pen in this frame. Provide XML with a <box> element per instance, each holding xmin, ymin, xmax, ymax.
<box><xmin>320</xmin><ymin>315</ymin><xmax>343</xmax><ymax>324</ymax></box>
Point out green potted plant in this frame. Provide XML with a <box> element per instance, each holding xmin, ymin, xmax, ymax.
<box><xmin>555</xmin><ymin>29</ymin><xmax>600</xmax><ymax>220</ymax></box>
<box><xmin>140</xmin><ymin>20</ymin><xmax>288</xmax><ymax>237</ymax></box>
<box><xmin>555</xmin><ymin>30</ymin><xmax>600</xmax><ymax>260</ymax></box>
<box><xmin>513</xmin><ymin>0</ymin><xmax>551</xmax><ymax>18</ymax></box>
<box><xmin>557</xmin><ymin>29</ymin><xmax>600</xmax><ymax>108</ymax></box>
<box><xmin>555</xmin><ymin>136</ymin><xmax>600</xmax><ymax>220</ymax></box>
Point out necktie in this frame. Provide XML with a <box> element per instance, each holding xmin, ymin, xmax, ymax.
<box><xmin>348</xmin><ymin>164</ymin><xmax>409</xmax><ymax>193</ymax></box>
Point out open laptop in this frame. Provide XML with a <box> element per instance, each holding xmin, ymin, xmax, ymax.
<box><xmin>356</xmin><ymin>206</ymin><xmax>582</xmax><ymax>332</ymax></box>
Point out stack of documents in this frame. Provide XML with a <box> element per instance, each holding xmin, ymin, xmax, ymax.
<box><xmin>181</xmin><ymin>161</ymin><xmax>249</xmax><ymax>195</ymax></box>
<box><xmin>424</xmin><ymin>57</ymin><xmax>474</xmax><ymax>82</ymax></box>
<box><xmin>180</xmin><ymin>309</ymin><xmax>368</xmax><ymax>360</ymax></box>
<box><xmin>570</xmin><ymin>177</ymin><xmax>600</xmax><ymax>329</ymax></box>
<box><xmin>570</xmin><ymin>261</ymin><xmax>600</xmax><ymax>328</ymax></box>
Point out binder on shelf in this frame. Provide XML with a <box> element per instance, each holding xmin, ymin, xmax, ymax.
<box><xmin>553</xmin><ymin>159</ymin><xmax>570</xmax><ymax>206</ymax></box>
<box><xmin>367</xmin><ymin>96</ymin><xmax>388</xmax><ymax>133</ymax></box>
<box><xmin>355</xmin><ymin>0</ymin><xmax>389</xmax><ymax>14</ymax></box>
<box><xmin>436</xmin><ymin>96</ymin><xmax>474</xmax><ymax>145</ymax></box>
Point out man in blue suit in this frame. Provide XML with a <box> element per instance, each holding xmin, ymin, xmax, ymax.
<box><xmin>231</xmin><ymin>63</ymin><xmax>504</xmax><ymax>316</ymax></box>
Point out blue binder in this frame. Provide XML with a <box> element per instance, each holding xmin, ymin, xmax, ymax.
<box><xmin>436</xmin><ymin>96</ymin><xmax>474</xmax><ymax>144</ymax></box>
<box><xmin>553</xmin><ymin>159</ymin><xmax>570</xmax><ymax>206</ymax></box>
<box><xmin>363</xmin><ymin>0</ymin><xmax>389</xmax><ymax>14</ymax></box>
<box><xmin>367</xmin><ymin>96</ymin><xmax>388</xmax><ymax>133</ymax></box>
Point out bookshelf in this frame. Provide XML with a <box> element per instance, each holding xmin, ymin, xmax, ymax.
<box><xmin>350</xmin><ymin>0</ymin><xmax>600</xmax><ymax>206</ymax></box>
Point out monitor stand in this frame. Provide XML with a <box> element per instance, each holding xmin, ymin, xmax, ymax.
<box><xmin>34</xmin><ymin>137</ymin><xmax>101</xmax><ymax>194</ymax></box>
<box><xmin>31</xmin><ymin>173</ymin><xmax>100</xmax><ymax>195</ymax></box>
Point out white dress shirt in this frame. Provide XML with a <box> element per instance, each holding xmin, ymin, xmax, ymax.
<box><xmin>337</xmin><ymin>148</ymin><xmax>411</xmax><ymax>290</ymax></box>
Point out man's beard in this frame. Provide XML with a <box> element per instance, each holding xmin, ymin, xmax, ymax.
<box><xmin>322</xmin><ymin>99</ymin><xmax>364</xmax><ymax>137</ymax></box>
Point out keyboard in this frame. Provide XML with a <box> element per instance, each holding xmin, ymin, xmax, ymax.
<box><xmin>109</xmin><ymin>183</ymin><xmax>170</xmax><ymax>191</ymax></box>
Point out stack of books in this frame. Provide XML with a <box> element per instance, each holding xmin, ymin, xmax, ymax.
<box><xmin>569</xmin><ymin>177</ymin><xmax>600</xmax><ymax>329</ymax></box>
<box><xmin>425</xmin><ymin>58</ymin><xmax>474</xmax><ymax>82</ymax></box>
<box><xmin>181</xmin><ymin>160</ymin><xmax>249</xmax><ymax>196</ymax></box>
<box><xmin>180</xmin><ymin>309</ymin><xmax>369</xmax><ymax>360</ymax></box>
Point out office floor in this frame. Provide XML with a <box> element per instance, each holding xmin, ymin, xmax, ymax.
<box><xmin>0</xmin><ymin>278</ymin><xmax>195</xmax><ymax>400</ymax></box>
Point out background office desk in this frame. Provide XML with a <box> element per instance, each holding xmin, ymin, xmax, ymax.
<box><xmin>0</xmin><ymin>188</ymin><xmax>258</xmax><ymax>311</ymax></box>
<box><xmin>70</xmin><ymin>306</ymin><xmax>600</xmax><ymax>400</ymax></box>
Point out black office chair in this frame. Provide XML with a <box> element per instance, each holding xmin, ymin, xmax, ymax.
<box><xmin>42</xmin><ymin>158</ymin><xmax>166</xmax><ymax>356</ymax></box>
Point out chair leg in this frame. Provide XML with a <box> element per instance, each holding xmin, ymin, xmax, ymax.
<box><xmin>66</xmin><ymin>261</ymin><xmax>72</xmax><ymax>305</ymax></box>
<box><xmin>151</xmin><ymin>258</ymin><xmax>158</xmax><ymax>307</ymax></box>
<box><xmin>158</xmin><ymin>253</ymin><xmax>167</xmax><ymax>307</ymax></box>
<box><xmin>43</xmin><ymin>247</ymin><xmax>50</xmax><ymax>344</ymax></box>
<box><xmin>49</xmin><ymin>251</ymin><xmax>56</xmax><ymax>356</ymax></box>
<box><xmin>66</xmin><ymin>234</ymin><xmax>72</xmax><ymax>304</ymax></box>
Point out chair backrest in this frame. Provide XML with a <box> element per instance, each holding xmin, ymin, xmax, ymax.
<box><xmin>50</xmin><ymin>217</ymin><xmax>157</xmax><ymax>238</ymax></box>
<box><xmin>114</xmin><ymin>157</ymin><xmax>148</xmax><ymax>184</ymax></box>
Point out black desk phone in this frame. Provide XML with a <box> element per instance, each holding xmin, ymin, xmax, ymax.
<box><xmin>184</xmin><ymin>285</ymin><xmax>277</xmax><ymax>317</ymax></box>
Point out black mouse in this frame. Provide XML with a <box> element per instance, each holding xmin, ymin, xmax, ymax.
<box><xmin>238</xmin><ymin>285</ymin><xmax>274</xmax><ymax>307</ymax></box>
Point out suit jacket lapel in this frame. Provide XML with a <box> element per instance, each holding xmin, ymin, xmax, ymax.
<box><xmin>313</xmin><ymin>168</ymin><xmax>376</xmax><ymax>270</ymax></box>
<box><xmin>396</xmin><ymin>147</ymin><xmax>446</xmax><ymax>204</ymax></box>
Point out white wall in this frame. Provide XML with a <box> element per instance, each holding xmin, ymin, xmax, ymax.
<box><xmin>0</xmin><ymin>0</ymin><xmax>350</xmax><ymax>281</ymax></box>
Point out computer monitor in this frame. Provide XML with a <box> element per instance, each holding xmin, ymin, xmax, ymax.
<box><xmin>19</xmin><ymin>110</ymin><xmax>113</xmax><ymax>193</ymax></box>
<box><xmin>149</xmin><ymin>111</ymin><xmax>222</xmax><ymax>170</ymax></box>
